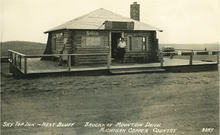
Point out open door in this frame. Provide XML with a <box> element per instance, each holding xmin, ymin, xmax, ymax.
<box><xmin>111</xmin><ymin>32</ymin><xmax>121</xmax><ymax>58</ymax></box>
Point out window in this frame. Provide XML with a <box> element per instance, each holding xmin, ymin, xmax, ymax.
<box><xmin>129</xmin><ymin>36</ymin><xmax>148</xmax><ymax>51</ymax></box>
<box><xmin>132</xmin><ymin>37</ymin><xmax>142</xmax><ymax>51</ymax></box>
<box><xmin>51</xmin><ymin>33</ymin><xmax>65</xmax><ymax>51</ymax></box>
<box><xmin>142</xmin><ymin>37</ymin><xmax>148</xmax><ymax>51</ymax></box>
<box><xmin>86</xmin><ymin>36</ymin><xmax>101</xmax><ymax>46</ymax></box>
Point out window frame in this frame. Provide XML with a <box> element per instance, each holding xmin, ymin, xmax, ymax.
<box><xmin>85</xmin><ymin>36</ymin><xmax>101</xmax><ymax>46</ymax></box>
<box><xmin>127</xmin><ymin>35</ymin><xmax>133</xmax><ymax>51</ymax></box>
<box><xmin>127</xmin><ymin>35</ymin><xmax>148</xmax><ymax>51</ymax></box>
<box><xmin>142</xmin><ymin>36</ymin><xmax>148</xmax><ymax>51</ymax></box>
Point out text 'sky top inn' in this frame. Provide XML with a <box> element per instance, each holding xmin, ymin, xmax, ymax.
<box><xmin>42</xmin><ymin>2</ymin><xmax>163</xmax><ymax>65</ymax></box>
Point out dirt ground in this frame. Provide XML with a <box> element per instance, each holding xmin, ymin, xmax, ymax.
<box><xmin>1</xmin><ymin>63</ymin><xmax>219</xmax><ymax>135</ymax></box>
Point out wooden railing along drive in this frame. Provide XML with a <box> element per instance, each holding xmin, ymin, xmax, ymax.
<box><xmin>8</xmin><ymin>49</ymin><xmax>110</xmax><ymax>74</ymax></box>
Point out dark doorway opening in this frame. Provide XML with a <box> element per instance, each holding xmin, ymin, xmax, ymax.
<box><xmin>111</xmin><ymin>33</ymin><xmax>121</xmax><ymax>58</ymax></box>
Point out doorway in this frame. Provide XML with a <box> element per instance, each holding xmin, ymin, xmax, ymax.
<box><xmin>111</xmin><ymin>32</ymin><xmax>121</xmax><ymax>58</ymax></box>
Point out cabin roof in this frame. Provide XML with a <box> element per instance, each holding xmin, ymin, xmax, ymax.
<box><xmin>44</xmin><ymin>8</ymin><xmax>162</xmax><ymax>33</ymax></box>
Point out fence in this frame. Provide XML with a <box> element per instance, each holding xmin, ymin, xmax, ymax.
<box><xmin>8</xmin><ymin>49</ymin><xmax>27</xmax><ymax>73</ymax></box>
<box><xmin>8</xmin><ymin>49</ymin><xmax>219</xmax><ymax>74</ymax></box>
<box><xmin>8</xmin><ymin>49</ymin><xmax>110</xmax><ymax>74</ymax></box>
<box><xmin>159</xmin><ymin>49</ymin><xmax>219</xmax><ymax>67</ymax></box>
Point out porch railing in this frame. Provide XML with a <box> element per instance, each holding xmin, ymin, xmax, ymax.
<box><xmin>159</xmin><ymin>49</ymin><xmax>220</xmax><ymax>67</ymax></box>
<box><xmin>8</xmin><ymin>49</ymin><xmax>219</xmax><ymax>74</ymax></box>
<box><xmin>8</xmin><ymin>49</ymin><xmax>110</xmax><ymax>74</ymax></box>
<box><xmin>8</xmin><ymin>49</ymin><xmax>27</xmax><ymax>73</ymax></box>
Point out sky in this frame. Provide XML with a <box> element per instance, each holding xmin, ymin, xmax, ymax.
<box><xmin>1</xmin><ymin>0</ymin><xmax>219</xmax><ymax>44</ymax></box>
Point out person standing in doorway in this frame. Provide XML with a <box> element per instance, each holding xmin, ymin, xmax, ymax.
<box><xmin>117</xmin><ymin>37</ymin><xmax>126</xmax><ymax>63</ymax></box>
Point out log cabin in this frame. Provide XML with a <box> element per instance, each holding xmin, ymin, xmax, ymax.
<box><xmin>42</xmin><ymin>2</ymin><xmax>162</xmax><ymax>66</ymax></box>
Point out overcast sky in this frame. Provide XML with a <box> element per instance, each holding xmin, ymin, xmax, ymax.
<box><xmin>1</xmin><ymin>0</ymin><xmax>219</xmax><ymax>44</ymax></box>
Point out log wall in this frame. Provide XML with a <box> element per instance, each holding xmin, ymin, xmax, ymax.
<box><xmin>72</xmin><ymin>30</ymin><xmax>109</xmax><ymax>65</ymax></box>
<box><xmin>43</xmin><ymin>30</ymin><xmax>159</xmax><ymax>65</ymax></box>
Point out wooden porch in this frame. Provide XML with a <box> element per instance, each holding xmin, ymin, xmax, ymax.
<box><xmin>20</xmin><ymin>57</ymin><xmax>217</xmax><ymax>74</ymax></box>
<box><xmin>8</xmin><ymin>49</ymin><xmax>219</xmax><ymax>77</ymax></box>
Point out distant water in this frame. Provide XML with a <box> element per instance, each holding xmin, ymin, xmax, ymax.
<box><xmin>160</xmin><ymin>44</ymin><xmax>219</xmax><ymax>51</ymax></box>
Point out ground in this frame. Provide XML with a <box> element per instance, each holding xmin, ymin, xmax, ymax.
<box><xmin>1</xmin><ymin>63</ymin><xmax>219</xmax><ymax>135</ymax></box>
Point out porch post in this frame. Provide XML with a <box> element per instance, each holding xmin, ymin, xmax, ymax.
<box><xmin>24</xmin><ymin>56</ymin><xmax>27</xmax><ymax>74</ymax></box>
<box><xmin>8</xmin><ymin>50</ymin><xmax>10</xmax><ymax>62</ymax></box>
<box><xmin>189</xmin><ymin>50</ymin><xmax>193</xmax><ymax>65</ymax></box>
<box><xmin>68</xmin><ymin>55</ymin><xmax>71</xmax><ymax>71</ymax></box>
<box><xmin>14</xmin><ymin>53</ymin><xmax>17</xmax><ymax>66</ymax></box>
<box><xmin>107</xmin><ymin>54</ymin><xmax>110</xmax><ymax>69</ymax></box>
<box><xmin>108</xmin><ymin>31</ymin><xmax>111</xmax><ymax>69</ymax></box>
<box><xmin>160</xmin><ymin>52</ymin><xmax>163</xmax><ymax>67</ymax></box>
<box><xmin>19</xmin><ymin>55</ymin><xmax>22</xmax><ymax>69</ymax></box>
<box><xmin>8</xmin><ymin>50</ymin><xmax>13</xmax><ymax>73</ymax></box>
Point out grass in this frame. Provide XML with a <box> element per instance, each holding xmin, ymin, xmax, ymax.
<box><xmin>1</xmin><ymin>62</ymin><xmax>219</xmax><ymax>135</ymax></box>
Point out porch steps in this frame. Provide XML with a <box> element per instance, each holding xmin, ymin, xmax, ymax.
<box><xmin>110</xmin><ymin>67</ymin><xmax>165</xmax><ymax>74</ymax></box>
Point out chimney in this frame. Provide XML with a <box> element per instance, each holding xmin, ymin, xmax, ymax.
<box><xmin>130</xmin><ymin>2</ymin><xmax>140</xmax><ymax>21</ymax></box>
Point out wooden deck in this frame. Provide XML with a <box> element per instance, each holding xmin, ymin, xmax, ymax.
<box><xmin>17</xmin><ymin>57</ymin><xmax>217</xmax><ymax>74</ymax></box>
<box><xmin>8</xmin><ymin>49</ymin><xmax>219</xmax><ymax>77</ymax></box>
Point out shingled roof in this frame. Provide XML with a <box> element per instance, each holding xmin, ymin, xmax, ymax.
<box><xmin>44</xmin><ymin>8</ymin><xmax>162</xmax><ymax>33</ymax></box>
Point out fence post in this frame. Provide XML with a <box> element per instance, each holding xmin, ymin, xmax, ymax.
<box><xmin>108</xmin><ymin>31</ymin><xmax>111</xmax><ymax>70</ymax></box>
<box><xmin>8</xmin><ymin>51</ymin><xmax>10</xmax><ymax>62</ymax></box>
<box><xmin>8</xmin><ymin>50</ymin><xmax>13</xmax><ymax>73</ymax></box>
<box><xmin>12</xmin><ymin>52</ymin><xmax>14</xmax><ymax>62</ymax></box>
<box><xmin>24</xmin><ymin>56</ymin><xmax>27</xmax><ymax>74</ymax></box>
<box><xmin>10</xmin><ymin>51</ymin><xmax>12</xmax><ymax>62</ymax></box>
<box><xmin>68</xmin><ymin>55</ymin><xmax>71</xmax><ymax>71</ymax></box>
<box><xmin>107</xmin><ymin>54</ymin><xmax>110</xmax><ymax>69</ymax></box>
<box><xmin>217</xmin><ymin>51</ymin><xmax>219</xmax><ymax>64</ymax></box>
<box><xmin>19</xmin><ymin>55</ymin><xmax>22</xmax><ymax>69</ymax></box>
<box><xmin>189</xmin><ymin>50</ymin><xmax>193</xmax><ymax>65</ymax></box>
<box><xmin>160</xmin><ymin>52</ymin><xmax>163</xmax><ymax>67</ymax></box>
<box><xmin>14</xmin><ymin>53</ymin><xmax>17</xmax><ymax>67</ymax></box>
